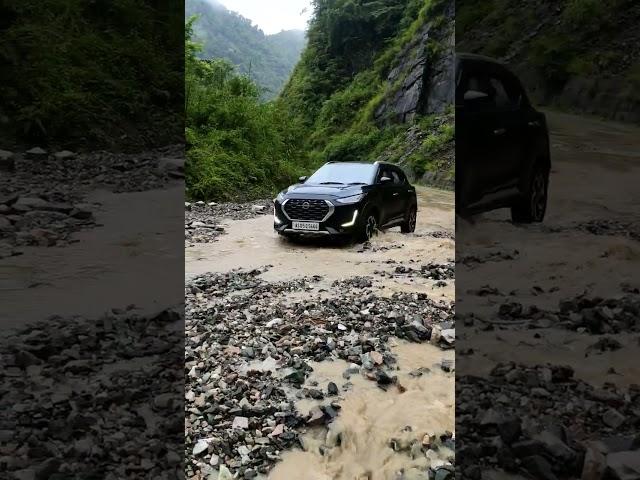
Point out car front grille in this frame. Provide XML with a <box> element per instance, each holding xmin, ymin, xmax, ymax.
<box><xmin>283</xmin><ymin>199</ymin><xmax>331</xmax><ymax>221</ymax></box>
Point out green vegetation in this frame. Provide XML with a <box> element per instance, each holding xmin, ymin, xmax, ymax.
<box><xmin>185</xmin><ymin>0</ymin><xmax>306</xmax><ymax>99</ymax></box>
<box><xmin>457</xmin><ymin>0</ymin><xmax>636</xmax><ymax>92</ymax></box>
<box><xmin>281</xmin><ymin>0</ymin><xmax>453</xmax><ymax>180</ymax></box>
<box><xmin>185</xmin><ymin>20</ymin><xmax>308</xmax><ymax>200</ymax></box>
<box><xmin>186</xmin><ymin>0</ymin><xmax>455</xmax><ymax>200</ymax></box>
<box><xmin>0</xmin><ymin>0</ymin><xmax>183</xmax><ymax>148</ymax></box>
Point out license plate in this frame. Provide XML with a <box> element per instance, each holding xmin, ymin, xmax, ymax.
<box><xmin>292</xmin><ymin>221</ymin><xmax>320</xmax><ymax>231</ymax></box>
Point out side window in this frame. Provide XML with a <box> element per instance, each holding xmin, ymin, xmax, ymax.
<box><xmin>391</xmin><ymin>171</ymin><xmax>402</xmax><ymax>184</ymax></box>
<box><xmin>490</xmin><ymin>73</ymin><xmax>523</xmax><ymax>110</ymax></box>
<box><xmin>489</xmin><ymin>77</ymin><xmax>511</xmax><ymax>110</ymax></box>
<box><xmin>377</xmin><ymin>167</ymin><xmax>389</xmax><ymax>182</ymax></box>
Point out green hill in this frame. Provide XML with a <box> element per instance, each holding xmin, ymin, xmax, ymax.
<box><xmin>186</xmin><ymin>0</ymin><xmax>455</xmax><ymax>201</ymax></box>
<box><xmin>185</xmin><ymin>0</ymin><xmax>306</xmax><ymax>99</ymax></box>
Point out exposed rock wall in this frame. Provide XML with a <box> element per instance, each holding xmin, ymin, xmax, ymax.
<box><xmin>374</xmin><ymin>0</ymin><xmax>454</xmax><ymax>125</ymax></box>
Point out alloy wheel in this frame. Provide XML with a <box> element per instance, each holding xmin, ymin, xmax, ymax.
<box><xmin>365</xmin><ymin>215</ymin><xmax>377</xmax><ymax>240</ymax></box>
<box><xmin>531</xmin><ymin>171</ymin><xmax>547</xmax><ymax>221</ymax></box>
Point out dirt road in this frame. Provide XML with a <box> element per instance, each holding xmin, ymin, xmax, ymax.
<box><xmin>185</xmin><ymin>186</ymin><xmax>456</xmax><ymax>480</ymax></box>
<box><xmin>456</xmin><ymin>111</ymin><xmax>640</xmax><ymax>478</ymax></box>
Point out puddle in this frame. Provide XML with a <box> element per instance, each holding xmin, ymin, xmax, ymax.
<box><xmin>268</xmin><ymin>341</ymin><xmax>455</xmax><ymax>480</ymax></box>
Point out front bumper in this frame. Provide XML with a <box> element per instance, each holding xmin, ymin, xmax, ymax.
<box><xmin>273</xmin><ymin>200</ymin><xmax>360</xmax><ymax>236</ymax></box>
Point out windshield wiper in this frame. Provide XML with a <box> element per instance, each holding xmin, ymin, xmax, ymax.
<box><xmin>348</xmin><ymin>182</ymin><xmax>367</xmax><ymax>185</ymax></box>
<box><xmin>319</xmin><ymin>181</ymin><xmax>344</xmax><ymax>185</ymax></box>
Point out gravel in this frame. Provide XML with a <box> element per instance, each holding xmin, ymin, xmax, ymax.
<box><xmin>185</xmin><ymin>266</ymin><xmax>455</xmax><ymax>478</ymax></box>
<box><xmin>185</xmin><ymin>200</ymin><xmax>272</xmax><ymax>245</ymax></box>
<box><xmin>0</xmin><ymin>307</ymin><xmax>184</xmax><ymax>479</ymax></box>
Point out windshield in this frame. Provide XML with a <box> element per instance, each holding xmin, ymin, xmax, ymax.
<box><xmin>306</xmin><ymin>163</ymin><xmax>375</xmax><ymax>185</ymax></box>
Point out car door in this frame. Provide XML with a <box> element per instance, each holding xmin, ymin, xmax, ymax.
<box><xmin>456</xmin><ymin>63</ymin><xmax>506</xmax><ymax>204</ymax></box>
<box><xmin>376</xmin><ymin>166</ymin><xmax>397</xmax><ymax>225</ymax></box>
<box><xmin>486</xmin><ymin>68</ymin><xmax>525</xmax><ymax>191</ymax></box>
<box><xmin>389</xmin><ymin>167</ymin><xmax>408</xmax><ymax>219</ymax></box>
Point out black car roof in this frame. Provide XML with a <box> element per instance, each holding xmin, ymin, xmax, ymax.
<box><xmin>456</xmin><ymin>52</ymin><xmax>505</xmax><ymax>66</ymax></box>
<box><xmin>325</xmin><ymin>160</ymin><xmax>397</xmax><ymax>167</ymax></box>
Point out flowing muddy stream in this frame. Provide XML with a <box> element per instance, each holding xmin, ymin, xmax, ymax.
<box><xmin>269</xmin><ymin>341</ymin><xmax>454</xmax><ymax>480</ymax></box>
<box><xmin>185</xmin><ymin>186</ymin><xmax>455</xmax><ymax>479</ymax></box>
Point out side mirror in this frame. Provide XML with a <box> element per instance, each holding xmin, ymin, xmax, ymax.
<box><xmin>299</xmin><ymin>176</ymin><xmax>307</xmax><ymax>183</ymax></box>
<box><xmin>463</xmin><ymin>90</ymin><xmax>493</xmax><ymax>110</ymax></box>
<box><xmin>380</xmin><ymin>176</ymin><xmax>392</xmax><ymax>184</ymax></box>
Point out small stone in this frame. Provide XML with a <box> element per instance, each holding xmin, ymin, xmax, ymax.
<box><xmin>193</xmin><ymin>439</ymin><xmax>210</xmax><ymax>455</ymax></box>
<box><xmin>327</xmin><ymin>382</ymin><xmax>339</xmax><ymax>396</ymax></box>
<box><xmin>232</xmin><ymin>416</ymin><xmax>249</xmax><ymax>429</ymax></box>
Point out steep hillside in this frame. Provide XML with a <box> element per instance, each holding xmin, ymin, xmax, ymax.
<box><xmin>185</xmin><ymin>0</ymin><xmax>306</xmax><ymax>98</ymax></box>
<box><xmin>457</xmin><ymin>0</ymin><xmax>640</xmax><ymax>123</ymax></box>
<box><xmin>280</xmin><ymin>0</ymin><xmax>455</xmax><ymax>189</ymax></box>
<box><xmin>0</xmin><ymin>0</ymin><xmax>183</xmax><ymax>149</ymax></box>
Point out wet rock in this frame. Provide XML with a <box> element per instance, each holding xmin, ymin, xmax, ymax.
<box><xmin>25</xmin><ymin>147</ymin><xmax>47</xmax><ymax>160</ymax></box>
<box><xmin>0</xmin><ymin>149</ymin><xmax>15</xmax><ymax>171</ymax></box>
<box><xmin>327</xmin><ymin>382</ymin><xmax>339</xmax><ymax>396</ymax></box>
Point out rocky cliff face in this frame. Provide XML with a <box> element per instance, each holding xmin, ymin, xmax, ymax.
<box><xmin>457</xmin><ymin>0</ymin><xmax>640</xmax><ymax>123</ymax></box>
<box><xmin>374</xmin><ymin>0</ymin><xmax>454</xmax><ymax>125</ymax></box>
<box><xmin>373</xmin><ymin>0</ymin><xmax>455</xmax><ymax>189</ymax></box>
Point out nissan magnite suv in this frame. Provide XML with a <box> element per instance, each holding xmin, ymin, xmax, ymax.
<box><xmin>273</xmin><ymin>161</ymin><xmax>418</xmax><ymax>242</ymax></box>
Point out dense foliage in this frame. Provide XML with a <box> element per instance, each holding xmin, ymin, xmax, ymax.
<box><xmin>457</xmin><ymin>0</ymin><xmax>638</xmax><ymax>93</ymax></box>
<box><xmin>185</xmin><ymin>0</ymin><xmax>306</xmax><ymax>99</ymax></box>
<box><xmin>281</xmin><ymin>0</ymin><xmax>453</xmax><ymax>182</ymax></box>
<box><xmin>186</xmin><ymin>0</ymin><xmax>455</xmax><ymax>200</ymax></box>
<box><xmin>185</xmin><ymin>20</ymin><xmax>308</xmax><ymax>200</ymax></box>
<box><xmin>0</xmin><ymin>0</ymin><xmax>183</xmax><ymax>149</ymax></box>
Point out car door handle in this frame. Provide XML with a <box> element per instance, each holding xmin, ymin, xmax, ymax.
<box><xmin>493</xmin><ymin>128</ymin><xmax>507</xmax><ymax>136</ymax></box>
<box><xmin>528</xmin><ymin>120</ymin><xmax>540</xmax><ymax>127</ymax></box>
<box><xmin>392</xmin><ymin>192</ymin><xmax>399</xmax><ymax>196</ymax></box>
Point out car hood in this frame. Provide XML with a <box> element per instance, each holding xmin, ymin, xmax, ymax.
<box><xmin>284</xmin><ymin>183</ymin><xmax>366</xmax><ymax>198</ymax></box>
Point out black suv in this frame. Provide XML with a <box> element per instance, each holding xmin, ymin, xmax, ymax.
<box><xmin>456</xmin><ymin>53</ymin><xmax>551</xmax><ymax>222</ymax></box>
<box><xmin>273</xmin><ymin>161</ymin><xmax>418</xmax><ymax>242</ymax></box>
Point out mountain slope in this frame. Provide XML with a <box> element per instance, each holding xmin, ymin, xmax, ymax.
<box><xmin>280</xmin><ymin>0</ymin><xmax>455</xmax><ymax>188</ymax></box>
<box><xmin>185</xmin><ymin>0</ymin><xmax>306</xmax><ymax>98</ymax></box>
<box><xmin>457</xmin><ymin>0</ymin><xmax>640</xmax><ymax>123</ymax></box>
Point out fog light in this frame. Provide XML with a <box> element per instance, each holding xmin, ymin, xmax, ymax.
<box><xmin>341</xmin><ymin>210</ymin><xmax>358</xmax><ymax>227</ymax></box>
<box><xmin>274</xmin><ymin>208</ymin><xmax>282</xmax><ymax>224</ymax></box>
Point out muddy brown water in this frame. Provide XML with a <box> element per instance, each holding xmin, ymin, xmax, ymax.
<box><xmin>268</xmin><ymin>341</ymin><xmax>454</xmax><ymax>480</ymax></box>
<box><xmin>186</xmin><ymin>186</ymin><xmax>454</xmax><ymax>300</ymax></box>
<box><xmin>0</xmin><ymin>186</ymin><xmax>184</xmax><ymax>329</ymax></box>
<box><xmin>186</xmin><ymin>186</ymin><xmax>456</xmax><ymax>478</ymax></box>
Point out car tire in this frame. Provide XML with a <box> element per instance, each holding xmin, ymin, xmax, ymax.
<box><xmin>401</xmin><ymin>205</ymin><xmax>417</xmax><ymax>233</ymax></box>
<box><xmin>355</xmin><ymin>209</ymin><xmax>378</xmax><ymax>243</ymax></box>
<box><xmin>511</xmin><ymin>164</ymin><xmax>549</xmax><ymax>223</ymax></box>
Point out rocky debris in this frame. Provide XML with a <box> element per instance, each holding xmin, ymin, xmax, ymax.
<box><xmin>331</xmin><ymin>276</ymin><xmax>373</xmax><ymax>289</ymax></box>
<box><xmin>356</xmin><ymin>241</ymin><xmax>404</xmax><ymax>253</ymax></box>
<box><xmin>185</xmin><ymin>267</ymin><xmax>455</xmax><ymax>478</ymax></box>
<box><xmin>0</xmin><ymin>144</ymin><xmax>183</xmax><ymax>253</ymax></box>
<box><xmin>0</xmin><ymin>307</ymin><xmax>184</xmax><ymax>479</ymax></box>
<box><xmin>457</xmin><ymin>250</ymin><xmax>520</xmax><ymax>267</ymax></box>
<box><xmin>185</xmin><ymin>199</ymin><xmax>272</xmax><ymax>245</ymax></box>
<box><xmin>415</xmin><ymin>230</ymin><xmax>455</xmax><ymax>240</ymax></box>
<box><xmin>486</xmin><ymin>293</ymin><xmax>640</xmax><ymax>335</ymax></box>
<box><xmin>1</xmin><ymin>145</ymin><xmax>182</xmax><ymax>197</ymax></box>
<box><xmin>457</xmin><ymin>363</ymin><xmax>640</xmax><ymax>479</ymax></box>
<box><xmin>375</xmin><ymin>261</ymin><xmax>454</xmax><ymax>283</ymax></box>
<box><xmin>575</xmin><ymin>219</ymin><xmax>640</xmax><ymax>243</ymax></box>
<box><xmin>0</xmin><ymin>193</ymin><xmax>96</xmax><ymax>248</ymax></box>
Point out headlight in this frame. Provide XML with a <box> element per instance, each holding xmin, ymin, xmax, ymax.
<box><xmin>335</xmin><ymin>193</ymin><xmax>364</xmax><ymax>204</ymax></box>
<box><xmin>275</xmin><ymin>191</ymin><xmax>286</xmax><ymax>203</ymax></box>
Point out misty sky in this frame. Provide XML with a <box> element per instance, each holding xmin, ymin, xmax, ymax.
<box><xmin>217</xmin><ymin>0</ymin><xmax>312</xmax><ymax>34</ymax></box>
